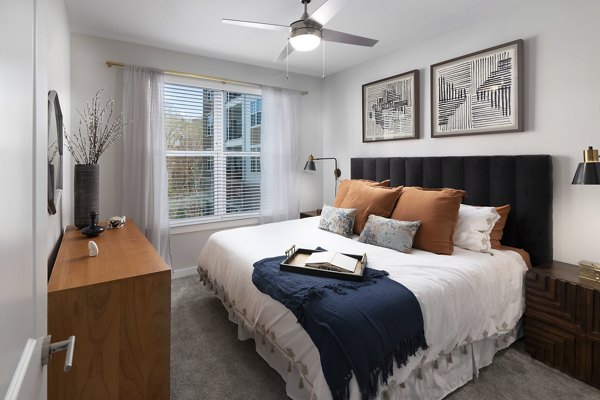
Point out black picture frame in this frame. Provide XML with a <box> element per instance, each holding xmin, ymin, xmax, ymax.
<box><xmin>362</xmin><ymin>69</ymin><xmax>420</xmax><ymax>142</ymax></box>
<box><xmin>430</xmin><ymin>39</ymin><xmax>523</xmax><ymax>138</ymax></box>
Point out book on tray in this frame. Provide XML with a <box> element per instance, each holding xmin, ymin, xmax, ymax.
<box><xmin>304</xmin><ymin>251</ymin><xmax>358</xmax><ymax>272</ymax></box>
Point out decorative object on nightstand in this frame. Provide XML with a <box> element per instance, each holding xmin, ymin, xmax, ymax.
<box><xmin>107</xmin><ymin>215</ymin><xmax>126</xmax><ymax>229</ymax></box>
<box><xmin>525</xmin><ymin>261</ymin><xmax>600</xmax><ymax>389</ymax></box>
<box><xmin>87</xmin><ymin>241</ymin><xmax>99</xmax><ymax>257</ymax></box>
<box><xmin>579</xmin><ymin>260</ymin><xmax>600</xmax><ymax>282</ymax></box>
<box><xmin>572</xmin><ymin>146</ymin><xmax>600</xmax><ymax>184</ymax></box>
<box><xmin>304</xmin><ymin>154</ymin><xmax>342</xmax><ymax>194</ymax></box>
<box><xmin>65</xmin><ymin>89</ymin><xmax>130</xmax><ymax>228</ymax></box>
<box><xmin>80</xmin><ymin>211</ymin><xmax>104</xmax><ymax>237</ymax></box>
<box><xmin>300</xmin><ymin>209</ymin><xmax>322</xmax><ymax>219</ymax></box>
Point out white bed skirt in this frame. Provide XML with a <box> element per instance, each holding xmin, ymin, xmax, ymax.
<box><xmin>198</xmin><ymin>268</ymin><xmax>520</xmax><ymax>400</ymax></box>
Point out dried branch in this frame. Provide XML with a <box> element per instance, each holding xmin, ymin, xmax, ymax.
<box><xmin>64</xmin><ymin>89</ymin><xmax>130</xmax><ymax>165</ymax></box>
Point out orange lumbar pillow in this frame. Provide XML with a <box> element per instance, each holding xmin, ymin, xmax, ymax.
<box><xmin>390</xmin><ymin>187</ymin><xmax>465</xmax><ymax>255</ymax></box>
<box><xmin>340</xmin><ymin>184</ymin><xmax>402</xmax><ymax>234</ymax></box>
<box><xmin>490</xmin><ymin>204</ymin><xmax>511</xmax><ymax>249</ymax></box>
<box><xmin>333</xmin><ymin>179</ymin><xmax>390</xmax><ymax>208</ymax></box>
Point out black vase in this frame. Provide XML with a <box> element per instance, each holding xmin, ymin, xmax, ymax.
<box><xmin>74</xmin><ymin>164</ymin><xmax>99</xmax><ymax>228</ymax></box>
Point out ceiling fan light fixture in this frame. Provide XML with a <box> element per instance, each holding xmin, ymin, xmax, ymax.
<box><xmin>224</xmin><ymin>0</ymin><xmax>379</xmax><ymax>62</ymax></box>
<box><xmin>290</xmin><ymin>26</ymin><xmax>321</xmax><ymax>51</ymax></box>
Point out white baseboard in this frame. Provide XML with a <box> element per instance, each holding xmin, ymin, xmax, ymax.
<box><xmin>171</xmin><ymin>266</ymin><xmax>198</xmax><ymax>280</ymax></box>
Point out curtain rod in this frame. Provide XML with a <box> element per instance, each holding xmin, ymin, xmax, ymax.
<box><xmin>105</xmin><ymin>61</ymin><xmax>308</xmax><ymax>95</ymax></box>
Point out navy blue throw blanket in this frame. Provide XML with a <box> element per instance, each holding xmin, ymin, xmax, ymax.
<box><xmin>252</xmin><ymin>254</ymin><xmax>428</xmax><ymax>400</ymax></box>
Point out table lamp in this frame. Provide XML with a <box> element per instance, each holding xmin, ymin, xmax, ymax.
<box><xmin>572</xmin><ymin>146</ymin><xmax>600</xmax><ymax>282</ymax></box>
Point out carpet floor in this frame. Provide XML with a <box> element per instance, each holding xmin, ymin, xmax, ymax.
<box><xmin>171</xmin><ymin>275</ymin><xmax>600</xmax><ymax>400</ymax></box>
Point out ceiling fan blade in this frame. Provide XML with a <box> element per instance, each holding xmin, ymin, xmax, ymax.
<box><xmin>274</xmin><ymin>44</ymin><xmax>295</xmax><ymax>62</ymax></box>
<box><xmin>306</xmin><ymin>0</ymin><xmax>350</xmax><ymax>27</ymax></box>
<box><xmin>322</xmin><ymin>28</ymin><xmax>378</xmax><ymax>47</ymax></box>
<box><xmin>221</xmin><ymin>18</ymin><xmax>290</xmax><ymax>32</ymax></box>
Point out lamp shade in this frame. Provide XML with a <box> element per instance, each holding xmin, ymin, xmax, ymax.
<box><xmin>304</xmin><ymin>159</ymin><xmax>316</xmax><ymax>172</ymax></box>
<box><xmin>572</xmin><ymin>162</ymin><xmax>600</xmax><ymax>184</ymax></box>
<box><xmin>290</xmin><ymin>34</ymin><xmax>321</xmax><ymax>51</ymax></box>
<box><xmin>572</xmin><ymin>146</ymin><xmax>600</xmax><ymax>185</ymax></box>
<box><xmin>290</xmin><ymin>26</ymin><xmax>321</xmax><ymax>52</ymax></box>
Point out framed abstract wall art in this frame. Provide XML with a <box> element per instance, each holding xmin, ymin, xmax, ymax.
<box><xmin>362</xmin><ymin>70</ymin><xmax>419</xmax><ymax>142</ymax></box>
<box><xmin>430</xmin><ymin>39</ymin><xmax>523</xmax><ymax>137</ymax></box>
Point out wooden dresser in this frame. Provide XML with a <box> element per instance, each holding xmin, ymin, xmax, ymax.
<box><xmin>48</xmin><ymin>221</ymin><xmax>171</xmax><ymax>399</ymax></box>
<box><xmin>525</xmin><ymin>261</ymin><xmax>600</xmax><ymax>389</ymax></box>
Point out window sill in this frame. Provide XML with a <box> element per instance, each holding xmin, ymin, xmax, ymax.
<box><xmin>169</xmin><ymin>215</ymin><xmax>259</xmax><ymax>235</ymax></box>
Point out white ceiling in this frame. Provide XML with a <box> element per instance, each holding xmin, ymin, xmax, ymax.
<box><xmin>65</xmin><ymin>0</ymin><xmax>528</xmax><ymax>77</ymax></box>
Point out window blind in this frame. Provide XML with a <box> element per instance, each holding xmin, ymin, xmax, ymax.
<box><xmin>165</xmin><ymin>82</ymin><xmax>261</xmax><ymax>222</ymax></box>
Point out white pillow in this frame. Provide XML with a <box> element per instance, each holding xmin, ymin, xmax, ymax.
<box><xmin>453</xmin><ymin>204</ymin><xmax>500</xmax><ymax>253</ymax></box>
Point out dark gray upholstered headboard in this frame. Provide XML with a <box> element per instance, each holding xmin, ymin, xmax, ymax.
<box><xmin>351</xmin><ymin>155</ymin><xmax>553</xmax><ymax>266</ymax></box>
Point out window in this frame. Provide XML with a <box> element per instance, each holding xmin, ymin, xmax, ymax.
<box><xmin>251</xmin><ymin>98</ymin><xmax>262</xmax><ymax>127</ymax></box>
<box><xmin>164</xmin><ymin>81</ymin><xmax>261</xmax><ymax>223</ymax></box>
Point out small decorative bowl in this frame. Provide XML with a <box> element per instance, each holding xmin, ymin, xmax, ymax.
<box><xmin>81</xmin><ymin>224</ymin><xmax>104</xmax><ymax>238</ymax></box>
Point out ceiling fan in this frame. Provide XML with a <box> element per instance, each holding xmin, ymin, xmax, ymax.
<box><xmin>222</xmin><ymin>0</ymin><xmax>378</xmax><ymax>62</ymax></box>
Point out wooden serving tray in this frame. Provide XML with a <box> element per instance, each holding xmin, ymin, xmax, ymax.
<box><xmin>280</xmin><ymin>245</ymin><xmax>366</xmax><ymax>281</ymax></box>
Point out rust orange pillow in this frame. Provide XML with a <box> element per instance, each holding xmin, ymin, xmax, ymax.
<box><xmin>340</xmin><ymin>184</ymin><xmax>402</xmax><ymax>234</ymax></box>
<box><xmin>333</xmin><ymin>179</ymin><xmax>390</xmax><ymax>208</ymax></box>
<box><xmin>390</xmin><ymin>187</ymin><xmax>465</xmax><ymax>255</ymax></box>
<box><xmin>490</xmin><ymin>204</ymin><xmax>511</xmax><ymax>249</ymax></box>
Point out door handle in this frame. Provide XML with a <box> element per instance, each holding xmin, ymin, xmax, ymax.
<box><xmin>41</xmin><ymin>335</ymin><xmax>75</xmax><ymax>372</ymax></box>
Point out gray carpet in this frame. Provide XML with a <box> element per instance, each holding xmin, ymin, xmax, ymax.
<box><xmin>171</xmin><ymin>275</ymin><xmax>600</xmax><ymax>400</ymax></box>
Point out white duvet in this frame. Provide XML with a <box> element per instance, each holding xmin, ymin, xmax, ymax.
<box><xmin>196</xmin><ymin>217</ymin><xmax>528</xmax><ymax>400</ymax></box>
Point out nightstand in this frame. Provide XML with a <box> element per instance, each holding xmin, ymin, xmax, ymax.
<box><xmin>525</xmin><ymin>261</ymin><xmax>600</xmax><ymax>389</ymax></box>
<box><xmin>300</xmin><ymin>209</ymin><xmax>322</xmax><ymax>219</ymax></box>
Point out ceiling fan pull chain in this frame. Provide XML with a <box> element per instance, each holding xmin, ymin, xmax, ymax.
<box><xmin>286</xmin><ymin>39</ymin><xmax>289</xmax><ymax>79</ymax></box>
<box><xmin>322</xmin><ymin>39</ymin><xmax>325</xmax><ymax>79</ymax></box>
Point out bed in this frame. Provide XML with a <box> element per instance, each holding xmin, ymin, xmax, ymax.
<box><xmin>197</xmin><ymin>155</ymin><xmax>553</xmax><ymax>400</ymax></box>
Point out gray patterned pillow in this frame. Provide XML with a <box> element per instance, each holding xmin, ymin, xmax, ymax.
<box><xmin>358</xmin><ymin>214</ymin><xmax>421</xmax><ymax>253</ymax></box>
<box><xmin>318</xmin><ymin>205</ymin><xmax>356</xmax><ymax>238</ymax></box>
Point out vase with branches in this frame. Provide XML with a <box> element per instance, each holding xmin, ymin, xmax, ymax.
<box><xmin>66</xmin><ymin>89</ymin><xmax>130</xmax><ymax>228</ymax></box>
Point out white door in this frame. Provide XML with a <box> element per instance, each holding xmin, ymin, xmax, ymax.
<box><xmin>1</xmin><ymin>0</ymin><xmax>49</xmax><ymax>399</ymax></box>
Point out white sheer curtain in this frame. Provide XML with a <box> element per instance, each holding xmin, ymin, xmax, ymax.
<box><xmin>260</xmin><ymin>87</ymin><xmax>301</xmax><ymax>224</ymax></box>
<box><xmin>122</xmin><ymin>66</ymin><xmax>171</xmax><ymax>264</ymax></box>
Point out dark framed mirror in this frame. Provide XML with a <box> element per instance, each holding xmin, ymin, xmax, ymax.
<box><xmin>48</xmin><ymin>90</ymin><xmax>63</xmax><ymax>215</ymax></box>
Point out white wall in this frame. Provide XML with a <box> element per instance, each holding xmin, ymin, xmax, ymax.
<box><xmin>322</xmin><ymin>0</ymin><xmax>600</xmax><ymax>264</ymax></box>
<box><xmin>0</xmin><ymin>0</ymin><xmax>51</xmax><ymax>397</ymax></box>
<box><xmin>47</xmin><ymin>0</ymin><xmax>70</xmax><ymax>262</ymax></box>
<box><xmin>70</xmin><ymin>33</ymin><xmax>324</xmax><ymax>272</ymax></box>
<box><xmin>0</xmin><ymin>1</ymin><xmax>37</xmax><ymax>394</ymax></box>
